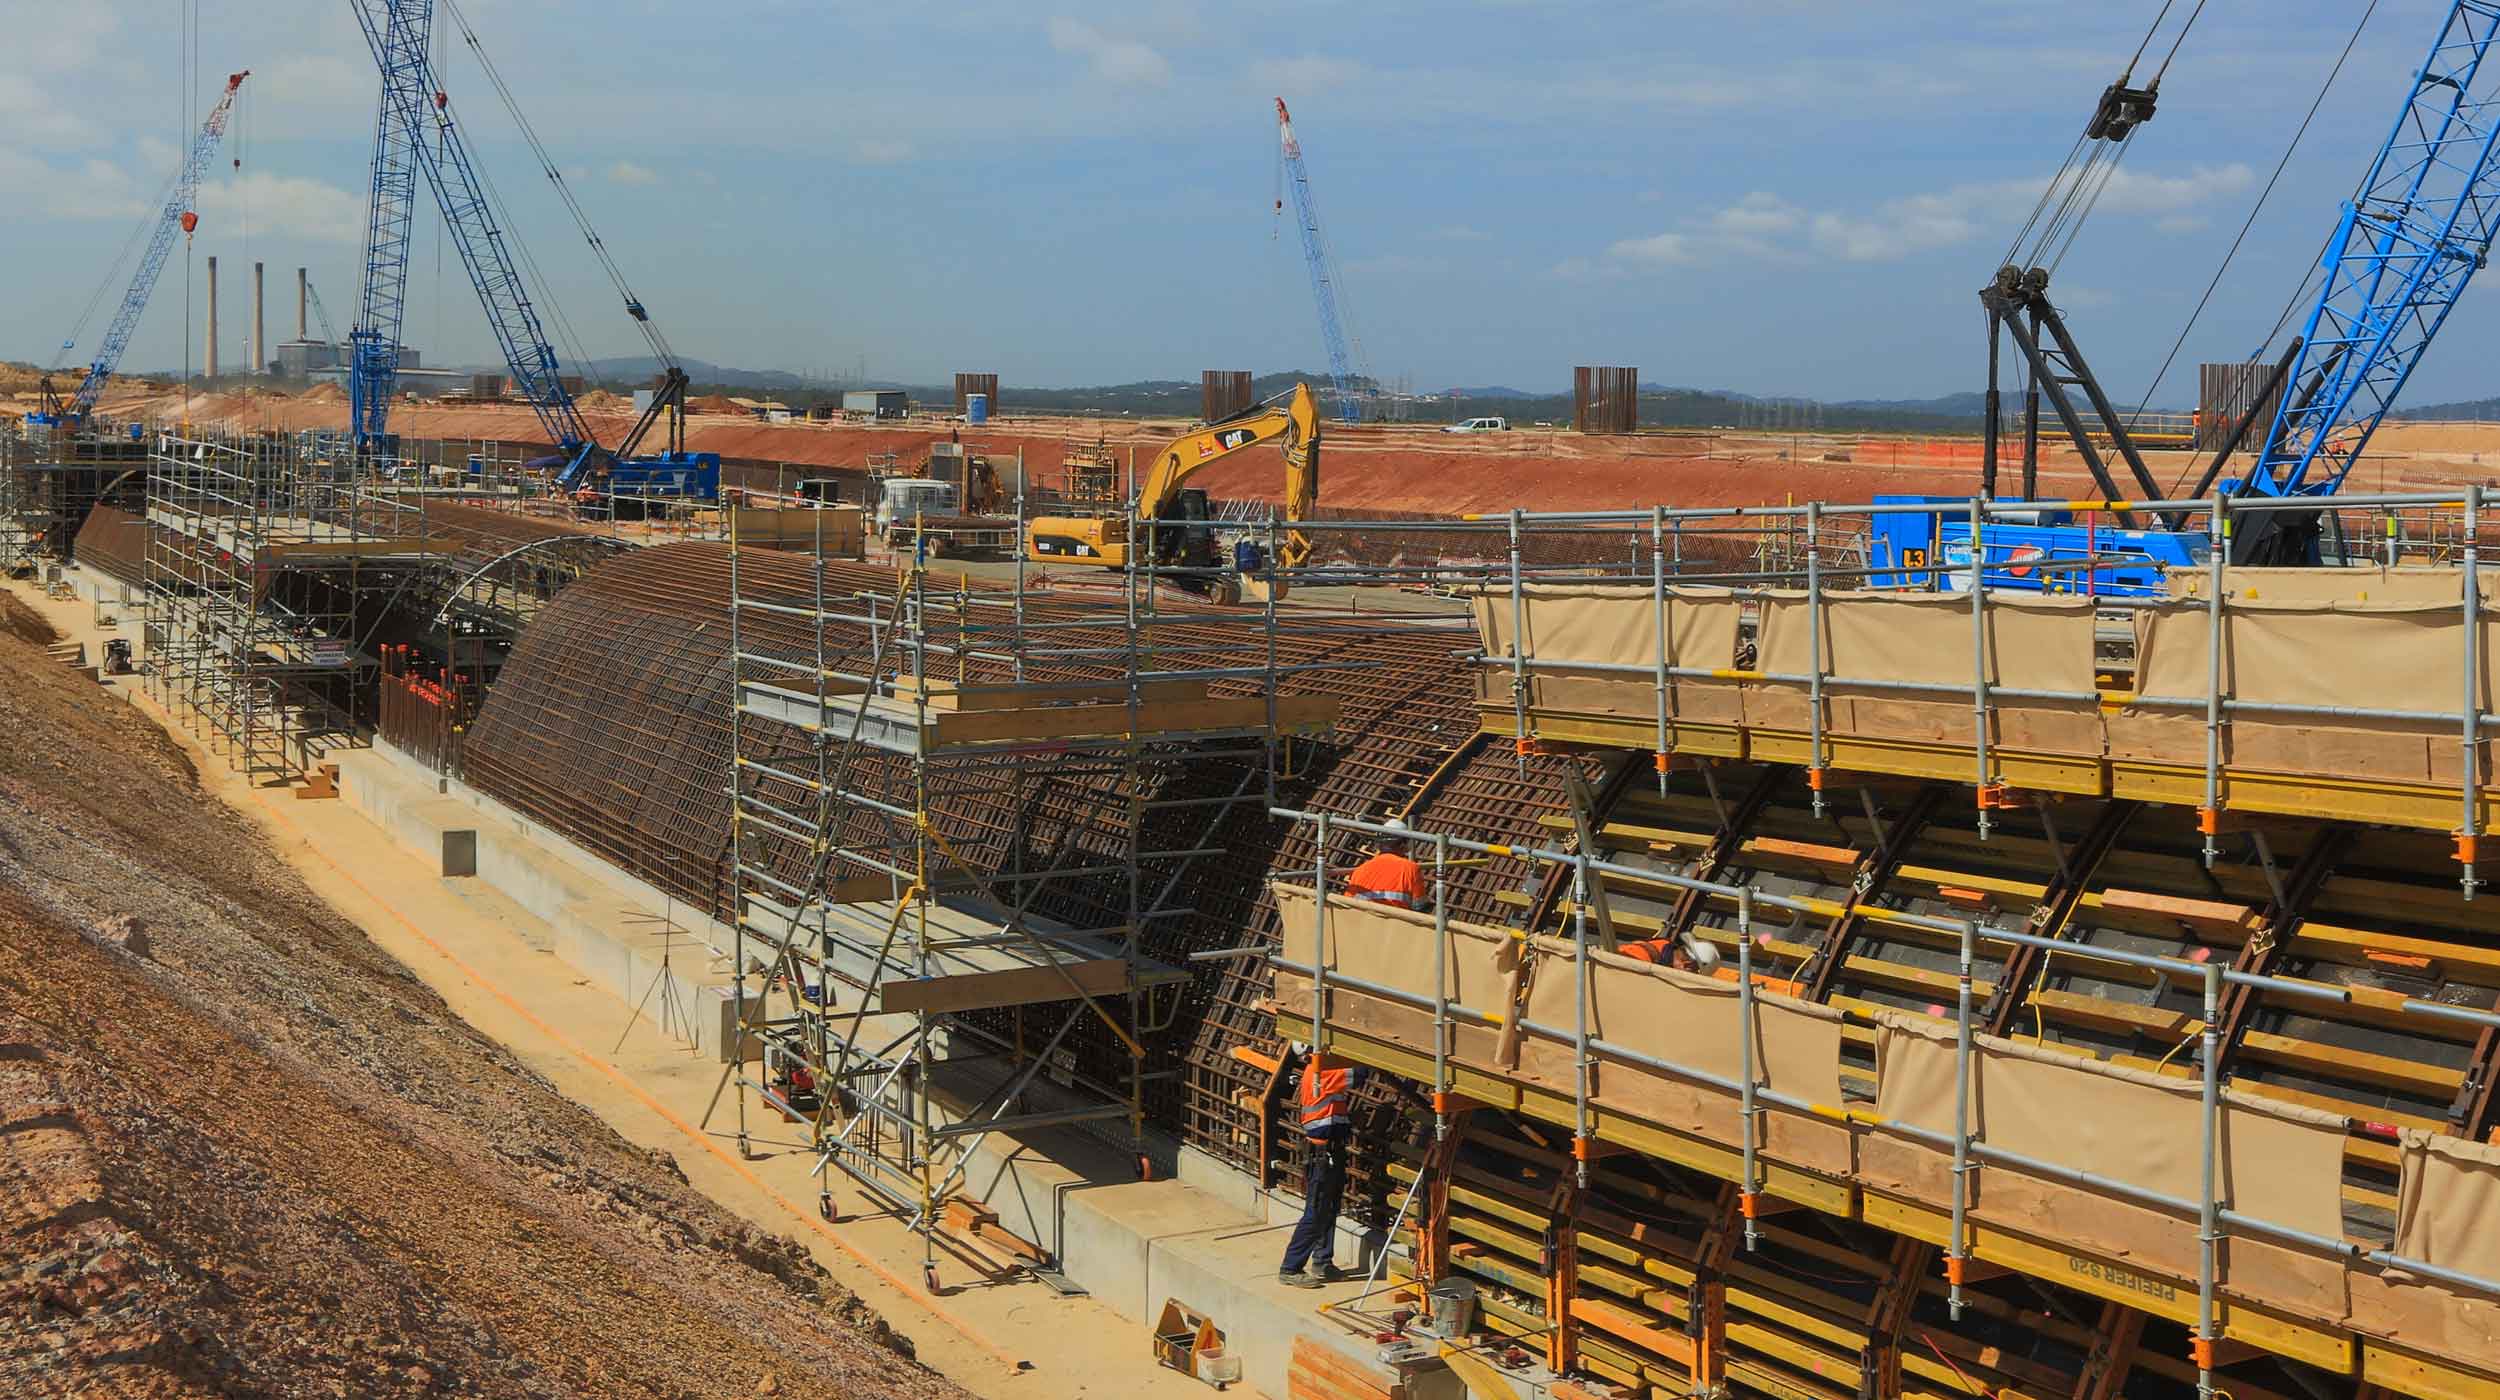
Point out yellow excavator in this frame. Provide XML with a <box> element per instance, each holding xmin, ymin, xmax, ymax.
<box><xmin>1025</xmin><ymin>382</ymin><xmax>1319</xmax><ymax>602</ymax></box>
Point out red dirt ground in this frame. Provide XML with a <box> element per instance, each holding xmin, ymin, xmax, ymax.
<box><xmin>54</xmin><ymin>383</ymin><xmax>2500</xmax><ymax>517</ymax></box>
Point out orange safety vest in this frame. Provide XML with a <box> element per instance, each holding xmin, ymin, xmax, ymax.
<box><xmin>1298</xmin><ymin>1056</ymin><xmax>1356</xmax><ymax>1138</ymax></box>
<box><xmin>1343</xmin><ymin>852</ymin><xmax>1426</xmax><ymax>909</ymax></box>
<box><xmin>1616</xmin><ymin>938</ymin><xmax>1677</xmax><ymax>964</ymax></box>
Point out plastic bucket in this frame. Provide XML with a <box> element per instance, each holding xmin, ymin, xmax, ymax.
<box><xmin>1425</xmin><ymin>1277</ymin><xmax>1477</xmax><ymax>1338</ymax></box>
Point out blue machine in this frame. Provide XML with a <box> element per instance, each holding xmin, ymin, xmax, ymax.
<box><xmin>1275</xmin><ymin>98</ymin><xmax>1368</xmax><ymax>425</ymax></box>
<box><xmin>1869</xmin><ymin>497</ymin><xmax>2204</xmax><ymax>598</ymax></box>
<box><xmin>347</xmin><ymin>0</ymin><xmax>712</xmax><ymax>504</ymax></box>
<box><xmin>604</xmin><ymin>451</ymin><xmax>722</xmax><ymax>502</ymax></box>
<box><xmin>35</xmin><ymin>72</ymin><xmax>248</xmax><ymax>431</ymax></box>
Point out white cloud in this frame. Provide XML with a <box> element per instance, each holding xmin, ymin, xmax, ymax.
<box><xmin>1584</xmin><ymin>163</ymin><xmax>2256</xmax><ymax>272</ymax></box>
<box><xmin>607</xmin><ymin>160</ymin><xmax>660</xmax><ymax>186</ymax></box>
<box><xmin>854</xmin><ymin>138</ymin><xmax>916</xmax><ymax>165</ymax></box>
<box><xmin>1254</xmin><ymin>55</ymin><xmax>1366</xmax><ymax>93</ymax></box>
<box><xmin>1605</xmin><ymin>231</ymin><xmax>1697</xmax><ymax>265</ymax></box>
<box><xmin>1047</xmin><ymin>17</ymin><xmax>1171</xmax><ymax>86</ymax></box>
<box><xmin>256</xmin><ymin>53</ymin><xmax>370</xmax><ymax>113</ymax></box>
<box><xmin>192</xmin><ymin>172</ymin><xmax>366</xmax><ymax>244</ymax></box>
<box><xmin>0</xmin><ymin>73</ymin><xmax>96</xmax><ymax>146</ymax></box>
<box><xmin>0</xmin><ymin>149</ymin><xmax>145</xmax><ymax>221</ymax></box>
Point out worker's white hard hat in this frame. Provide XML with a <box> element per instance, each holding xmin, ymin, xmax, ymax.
<box><xmin>1681</xmin><ymin>935</ymin><xmax>1722</xmax><ymax>973</ymax></box>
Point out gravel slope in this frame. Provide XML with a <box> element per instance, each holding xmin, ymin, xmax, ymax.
<box><xmin>0</xmin><ymin>591</ymin><xmax>967</xmax><ymax>1399</ymax></box>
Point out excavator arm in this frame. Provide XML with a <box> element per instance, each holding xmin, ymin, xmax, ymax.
<box><xmin>1134</xmin><ymin>382</ymin><xmax>1321</xmax><ymax>567</ymax></box>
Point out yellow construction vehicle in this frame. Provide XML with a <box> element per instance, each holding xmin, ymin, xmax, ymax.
<box><xmin>1026</xmin><ymin>382</ymin><xmax>1319</xmax><ymax>602</ymax></box>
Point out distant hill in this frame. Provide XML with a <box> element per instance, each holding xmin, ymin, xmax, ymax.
<box><xmin>2395</xmin><ymin>397</ymin><xmax>2500</xmax><ymax>420</ymax></box>
<box><xmin>1832</xmin><ymin>391</ymin><xmax>1989</xmax><ymax>417</ymax></box>
<box><xmin>226</xmin><ymin>348</ymin><xmax>2125</xmax><ymax>433</ymax></box>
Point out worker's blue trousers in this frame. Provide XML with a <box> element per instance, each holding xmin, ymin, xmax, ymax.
<box><xmin>1280</xmin><ymin>1135</ymin><xmax>1349</xmax><ymax>1273</ymax></box>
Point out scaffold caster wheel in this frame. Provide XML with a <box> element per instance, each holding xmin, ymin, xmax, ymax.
<box><xmin>923</xmin><ymin>1264</ymin><xmax>942</xmax><ymax>1294</ymax></box>
<box><xmin>736</xmin><ymin>1133</ymin><xmax>752</xmax><ymax>1161</ymax></box>
<box><xmin>818</xmin><ymin>1193</ymin><xmax>836</xmax><ymax>1223</ymax></box>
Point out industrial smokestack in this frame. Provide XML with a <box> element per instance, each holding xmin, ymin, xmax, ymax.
<box><xmin>253</xmin><ymin>261</ymin><xmax>266</xmax><ymax>377</ymax></box>
<box><xmin>297</xmin><ymin>267</ymin><xmax>308</xmax><ymax>343</ymax></box>
<box><xmin>205</xmin><ymin>256</ymin><xmax>219</xmax><ymax>379</ymax></box>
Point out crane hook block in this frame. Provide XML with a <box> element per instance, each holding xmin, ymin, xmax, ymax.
<box><xmin>2084</xmin><ymin>81</ymin><xmax>2158</xmax><ymax>142</ymax></box>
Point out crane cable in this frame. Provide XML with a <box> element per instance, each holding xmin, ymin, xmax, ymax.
<box><xmin>416</xmin><ymin>3</ymin><xmax>607</xmax><ymax>397</ymax></box>
<box><xmin>2002</xmin><ymin>0</ymin><xmax>2210</xmax><ymax>273</ymax></box>
<box><xmin>439</xmin><ymin>0</ymin><xmax>673</xmax><ymax>370</ymax></box>
<box><xmin>2146</xmin><ymin>0</ymin><xmax>2382</xmax><ymax>495</ymax></box>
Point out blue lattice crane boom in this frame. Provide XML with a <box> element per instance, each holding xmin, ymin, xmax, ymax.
<box><xmin>50</xmin><ymin>70</ymin><xmax>249</xmax><ymax>427</ymax></box>
<box><xmin>348</xmin><ymin>0</ymin><xmax>427</xmax><ymax>458</ymax></box>
<box><xmin>349</xmin><ymin>0</ymin><xmax>596</xmax><ymax>470</ymax></box>
<box><xmin>1275</xmin><ymin>98</ymin><xmax>1367</xmax><ymax>425</ymax></box>
<box><xmin>304</xmin><ymin>276</ymin><xmax>343</xmax><ymax>351</ymax></box>
<box><xmin>2244</xmin><ymin>1</ymin><xmax>2500</xmax><ymax>508</ymax></box>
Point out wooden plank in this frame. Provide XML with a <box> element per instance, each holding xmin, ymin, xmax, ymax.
<box><xmin>876</xmin><ymin>956</ymin><xmax>1130</xmax><ymax>1014</ymax></box>
<box><xmin>1840</xmin><ymin>955</ymin><xmax>1997</xmax><ymax>1002</ymax></box>
<box><xmin>1570</xmin><ymin>1294</ymin><xmax>1698</xmax><ymax>1368</ymax></box>
<box><xmin>2025</xmin><ymin>988</ymin><xmax>2199</xmax><ymax>1040</ymax></box>
<box><xmin>2237</xmin><ymin>1030</ymin><xmax>2464</xmax><ymax>1098</ymax></box>
<box><xmin>2094</xmin><ymin>887</ymin><xmax>2261</xmax><ymax>939</ymax></box>
<box><xmin>893</xmin><ymin>676</ymin><xmax>1209</xmax><ymax>711</ymax></box>
<box><xmin>930</xmin><ymin>692</ymin><xmax>1339</xmax><ymax>744</ymax></box>
<box><xmin>2292</xmin><ymin>920</ymin><xmax>2500</xmax><ymax>983</ymax></box>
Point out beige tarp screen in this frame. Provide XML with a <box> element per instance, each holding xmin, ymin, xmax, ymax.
<box><xmin>1516</xmin><ymin>936</ymin><xmax>1852</xmax><ymax>1175</ymax></box>
<box><xmin>2357</xmin><ymin>1129</ymin><xmax>2500</xmax><ymax>1354</ymax></box>
<box><xmin>2165</xmin><ymin>564</ymin><xmax>2500</xmax><ymax>605</ymax></box>
<box><xmin>1746</xmin><ymin>589</ymin><xmax>2101</xmax><ymax>753</ymax></box>
<box><xmin>1865</xmin><ymin>1014</ymin><xmax>2349</xmax><ymax>1317</ymax></box>
<box><xmin>2119</xmin><ymin>597</ymin><xmax>2494</xmax><ymax>783</ymax></box>
<box><xmin>1271</xmin><ymin>883</ymin><xmax>1518</xmax><ymax>1069</ymax></box>
<box><xmin>1469</xmin><ymin>585</ymin><xmax>1743</xmax><ymax>723</ymax></box>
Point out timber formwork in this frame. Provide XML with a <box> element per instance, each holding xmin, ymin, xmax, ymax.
<box><xmin>1256</xmin><ymin>493</ymin><xmax>2500</xmax><ymax>1400</ymax></box>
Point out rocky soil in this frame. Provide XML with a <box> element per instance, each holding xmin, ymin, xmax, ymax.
<box><xmin>0</xmin><ymin>588</ymin><xmax>968</xmax><ymax>1398</ymax></box>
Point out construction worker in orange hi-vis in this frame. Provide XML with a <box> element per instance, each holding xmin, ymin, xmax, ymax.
<box><xmin>1341</xmin><ymin>818</ymin><xmax>1429</xmax><ymax>911</ymax></box>
<box><xmin>1278</xmin><ymin>1046</ymin><xmax>1370</xmax><ymax>1287</ymax></box>
<box><xmin>1614</xmin><ymin>934</ymin><xmax>1721</xmax><ymax>973</ymax></box>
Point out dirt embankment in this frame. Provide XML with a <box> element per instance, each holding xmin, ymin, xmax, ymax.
<box><xmin>0</xmin><ymin>591</ymin><xmax>966</xmax><ymax>1399</ymax></box>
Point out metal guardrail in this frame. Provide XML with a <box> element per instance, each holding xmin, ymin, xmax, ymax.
<box><xmin>1267</xmin><ymin>805</ymin><xmax>2500</xmax><ymax>1400</ymax></box>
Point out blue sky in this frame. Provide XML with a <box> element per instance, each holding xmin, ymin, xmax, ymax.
<box><xmin>5</xmin><ymin>0</ymin><xmax>2494</xmax><ymax>405</ymax></box>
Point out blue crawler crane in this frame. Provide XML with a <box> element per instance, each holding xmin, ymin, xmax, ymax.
<box><xmin>1887</xmin><ymin>1</ymin><xmax>2500</xmax><ymax>594</ymax></box>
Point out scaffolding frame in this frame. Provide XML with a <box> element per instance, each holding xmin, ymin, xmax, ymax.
<box><xmin>721</xmin><ymin>509</ymin><xmax>1333</xmax><ymax>1277</ymax></box>
<box><xmin>140</xmin><ymin>428</ymin><xmax>425</xmax><ymax>776</ymax></box>
<box><xmin>1267</xmin><ymin>806</ymin><xmax>2500</xmax><ymax>1400</ymax></box>
<box><xmin>0</xmin><ymin>426</ymin><xmax>28</xmax><ymax>573</ymax></box>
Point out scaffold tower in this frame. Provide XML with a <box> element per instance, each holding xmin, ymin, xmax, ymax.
<box><xmin>721</xmin><ymin>516</ymin><xmax>1335</xmax><ymax>1280</ymax></box>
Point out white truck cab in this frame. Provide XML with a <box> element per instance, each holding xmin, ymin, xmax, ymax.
<box><xmin>1444</xmin><ymin>416</ymin><xmax>1509</xmax><ymax>433</ymax></box>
